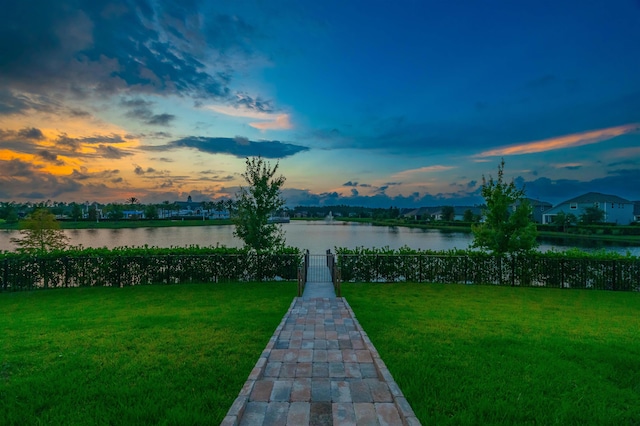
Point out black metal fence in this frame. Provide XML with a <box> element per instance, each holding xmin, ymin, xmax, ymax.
<box><xmin>4</xmin><ymin>252</ymin><xmax>639</xmax><ymax>292</ymax></box>
<box><xmin>1</xmin><ymin>254</ymin><xmax>303</xmax><ymax>291</ymax></box>
<box><xmin>337</xmin><ymin>254</ymin><xmax>640</xmax><ymax>291</ymax></box>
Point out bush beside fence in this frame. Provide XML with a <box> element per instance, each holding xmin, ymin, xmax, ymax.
<box><xmin>1</xmin><ymin>247</ymin><xmax>302</xmax><ymax>291</ymax></box>
<box><xmin>2</xmin><ymin>245</ymin><xmax>640</xmax><ymax>292</ymax></box>
<box><xmin>336</xmin><ymin>248</ymin><xmax>640</xmax><ymax>291</ymax></box>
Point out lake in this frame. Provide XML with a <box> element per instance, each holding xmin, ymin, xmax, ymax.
<box><xmin>1</xmin><ymin>220</ymin><xmax>639</xmax><ymax>255</ymax></box>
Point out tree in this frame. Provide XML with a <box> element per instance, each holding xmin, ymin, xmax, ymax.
<box><xmin>552</xmin><ymin>211</ymin><xmax>577</xmax><ymax>232</ymax></box>
<box><xmin>580</xmin><ymin>206</ymin><xmax>605</xmax><ymax>224</ymax></box>
<box><xmin>10</xmin><ymin>209</ymin><xmax>69</xmax><ymax>252</ymax></box>
<box><xmin>70</xmin><ymin>203</ymin><xmax>83</xmax><ymax>221</ymax></box>
<box><xmin>145</xmin><ymin>204</ymin><xmax>159</xmax><ymax>219</ymax></box>
<box><xmin>0</xmin><ymin>202</ymin><xmax>19</xmax><ymax>223</ymax></box>
<box><xmin>441</xmin><ymin>206</ymin><xmax>455</xmax><ymax>221</ymax></box>
<box><xmin>472</xmin><ymin>159</ymin><xmax>537</xmax><ymax>254</ymax></box>
<box><xmin>87</xmin><ymin>205</ymin><xmax>98</xmax><ymax>221</ymax></box>
<box><xmin>463</xmin><ymin>209</ymin><xmax>474</xmax><ymax>223</ymax></box>
<box><xmin>106</xmin><ymin>203</ymin><xmax>124</xmax><ymax>220</ymax></box>
<box><xmin>234</xmin><ymin>157</ymin><xmax>286</xmax><ymax>251</ymax></box>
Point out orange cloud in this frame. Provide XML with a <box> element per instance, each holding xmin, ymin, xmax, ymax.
<box><xmin>249</xmin><ymin>114</ymin><xmax>292</xmax><ymax>131</ymax></box>
<box><xmin>391</xmin><ymin>165</ymin><xmax>455</xmax><ymax>180</ymax></box>
<box><xmin>477</xmin><ymin>123</ymin><xmax>640</xmax><ymax>157</ymax></box>
<box><xmin>206</xmin><ymin>104</ymin><xmax>293</xmax><ymax>131</ymax></box>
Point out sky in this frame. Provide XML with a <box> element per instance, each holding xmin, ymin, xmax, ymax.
<box><xmin>1</xmin><ymin>0</ymin><xmax>639</xmax><ymax>208</ymax></box>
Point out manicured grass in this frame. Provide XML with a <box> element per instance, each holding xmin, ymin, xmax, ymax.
<box><xmin>0</xmin><ymin>283</ymin><xmax>295</xmax><ymax>425</ymax></box>
<box><xmin>343</xmin><ymin>283</ymin><xmax>640</xmax><ymax>425</ymax></box>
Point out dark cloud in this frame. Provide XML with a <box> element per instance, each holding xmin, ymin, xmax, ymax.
<box><xmin>143</xmin><ymin>136</ymin><xmax>309</xmax><ymax>159</ymax></box>
<box><xmin>562</xmin><ymin>165</ymin><xmax>582</xmax><ymax>170</ymax></box>
<box><xmin>80</xmin><ymin>134</ymin><xmax>126</xmax><ymax>144</ymax></box>
<box><xmin>36</xmin><ymin>150</ymin><xmax>64</xmax><ymax>165</ymax></box>
<box><xmin>343</xmin><ymin>181</ymin><xmax>358</xmax><ymax>187</ymax></box>
<box><xmin>467</xmin><ymin>180</ymin><xmax>477</xmax><ymax>188</ymax></box>
<box><xmin>608</xmin><ymin>160</ymin><xmax>639</xmax><ymax>168</ymax></box>
<box><xmin>134</xmin><ymin>165</ymin><xmax>157</xmax><ymax>175</ymax></box>
<box><xmin>95</xmin><ymin>144</ymin><xmax>133</xmax><ymax>159</ymax></box>
<box><xmin>146</xmin><ymin>113</ymin><xmax>175</xmax><ymax>126</ymax></box>
<box><xmin>281</xmin><ymin>188</ymin><xmax>481</xmax><ymax>209</ymax></box>
<box><xmin>71</xmin><ymin>168</ymin><xmax>120</xmax><ymax>181</ymax></box>
<box><xmin>0</xmin><ymin>1</ymin><xmax>261</xmax><ymax>110</ymax></box>
<box><xmin>122</xmin><ymin>99</ymin><xmax>176</xmax><ymax>126</ymax></box>
<box><xmin>200</xmin><ymin>174</ymin><xmax>235</xmax><ymax>182</ymax></box>
<box><xmin>521</xmin><ymin>168</ymin><xmax>640</xmax><ymax>205</ymax></box>
<box><xmin>18</xmin><ymin>127</ymin><xmax>45</xmax><ymax>140</ymax></box>
<box><xmin>56</xmin><ymin>133</ymin><xmax>127</xmax><ymax>152</ymax></box>
<box><xmin>199</xmin><ymin>170</ymin><xmax>234</xmax><ymax>181</ymax></box>
<box><xmin>19</xmin><ymin>192</ymin><xmax>47</xmax><ymax>199</ymax></box>
<box><xmin>0</xmin><ymin>158</ymin><xmax>82</xmax><ymax>199</ymax></box>
<box><xmin>0</xmin><ymin>90</ymin><xmax>32</xmax><ymax>115</ymax></box>
<box><xmin>2</xmin><ymin>158</ymin><xmax>39</xmax><ymax>177</ymax></box>
<box><xmin>0</xmin><ymin>127</ymin><xmax>45</xmax><ymax>144</ymax></box>
<box><xmin>234</xmin><ymin>93</ymin><xmax>275</xmax><ymax>113</ymax></box>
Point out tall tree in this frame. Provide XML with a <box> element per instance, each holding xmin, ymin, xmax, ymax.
<box><xmin>234</xmin><ymin>157</ymin><xmax>286</xmax><ymax>251</ymax></box>
<box><xmin>463</xmin><ymin>209</ymin><xmax>474</xmax><ymax>223</ymax></box>
<box><xmin>472</xmin><ymin>159</ymin><xmax>538</xmax><ymax>254</ymax></box>
<box><xmin>580</xmin><ymin>206</ymin><xmax>605</xmax><ymax>224</ymax></box>
<box><xmin>70</xmin><ymin>202</ymin><xmax>83</xmax><ymax>221</ymax></box>
<box><xmin>10</xmin><ymin>209</ymin><xmax>69</xmax><ymax>252</ymax></box>
<box><xmin>144</xmin><ymin>204</ymin><xmax>159</xmax><ymax>219</ymax></box>
<box><xmin>552</xmin><ymin>211</ymin><xmax>577</xmax><ymax>232</ymax></box>
<box><xmin>441</xmin><ymin>206</ymin><xmax>455</xmax><ymax>221</ymax></box>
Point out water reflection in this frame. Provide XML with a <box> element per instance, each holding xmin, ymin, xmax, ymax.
<box><xmin>0</xmin><ymin>222</ymin><xmax>639</xmax><ymax>256</ymax></box>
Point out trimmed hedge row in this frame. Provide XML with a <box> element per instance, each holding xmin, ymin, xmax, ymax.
<box><xmin>0</xmin><ymin>246</ymin><xmax>302</xmax><ymax>291</ymax></box>
<box><xmin>336</xmin><ymin>247</ymin><xmax>640</xmax><ymax>291</ymax></box>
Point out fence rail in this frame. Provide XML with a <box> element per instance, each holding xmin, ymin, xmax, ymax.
<box><xmin>3</xmin><ymin>252</ymin><xmax>639</xmax><ymax>292</ymax></box>
<box><xmin>337</xmin><ymin>254</ymin><xmax>640</xmax><ymax>291</ymax></box>
<box><xmin>1</xmin><ymin>254</ymin><xmax>303</xmax><ymax>291</ymax></box>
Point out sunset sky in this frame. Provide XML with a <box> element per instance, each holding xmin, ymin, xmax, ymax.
<box><xmin>1</xmin><ymin>1</ymin><xmax>639</xmax><ymax>207</ymax></box>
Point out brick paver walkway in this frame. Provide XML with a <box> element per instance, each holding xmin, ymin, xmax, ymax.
<box><xmin>222</xmin><ymin>297</ymin><xmax>421</xmax><ymax>425</ymax></box>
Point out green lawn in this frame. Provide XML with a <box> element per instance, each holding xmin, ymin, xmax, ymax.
<box><xmin>0</xmin><ymin>283</ymin><xmax>295</xmax><ymax>425</ymax></box>
<box><xmin>343</xmin><ymin>283</ymin><xmax>640</xmax><ymax>426</ymax></box>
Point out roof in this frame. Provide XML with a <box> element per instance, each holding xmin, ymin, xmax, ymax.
<box><xmin>453</xmin><ymin>206</ymin><xmax>483</xmax><ymax>215</ymax></box>
<box><xmin>559</xmin><ymin>192</ymin><xmax>631</xmax><ymax>206</ymax></box>
<box><xmin>522</xmin><ymin>198</ymin><xmax>553</xmax><ymax>207</ymax></box>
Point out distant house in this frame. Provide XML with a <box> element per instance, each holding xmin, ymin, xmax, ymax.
<box><xmin>634</xmin><ymin>202</ymin><xmax>640</xmax><ymax>222</ymax></box>
<box><xmin>123</xmin><ymin>210</ymin><xmax>144</xmax><ymax>219</ymax></box>
<box><xmin>542</xmin><ymin>192</ymin><xmax>635</xmax><ymax>225</ymax></box>
<box><xmin>517</xmin><ymin>198</ymin><xmax>553</xmax><ymax>224</ymax></box>
<box><xmin>452</xmin><ymin>206</ymin><xmax>483</xmax><ymax>221</ymax></box>
<box><xmin>403</xmin><ymin>206</ymin><xmax>441</xmax><ymax>220</ymax></box>
<box><xmin>403</xmin><ymin>206</ymin><xmax>483</xmax><ymax>221</ymax></box>
<box><xmin>175</xmin><ymin>195</ymin><xmax>203</xmax><ymax>216</ymax></box>
<box><xmin>209</xmin><ymin>210</ymin><xmax>230</xmax><ymax>220</ymax></box>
